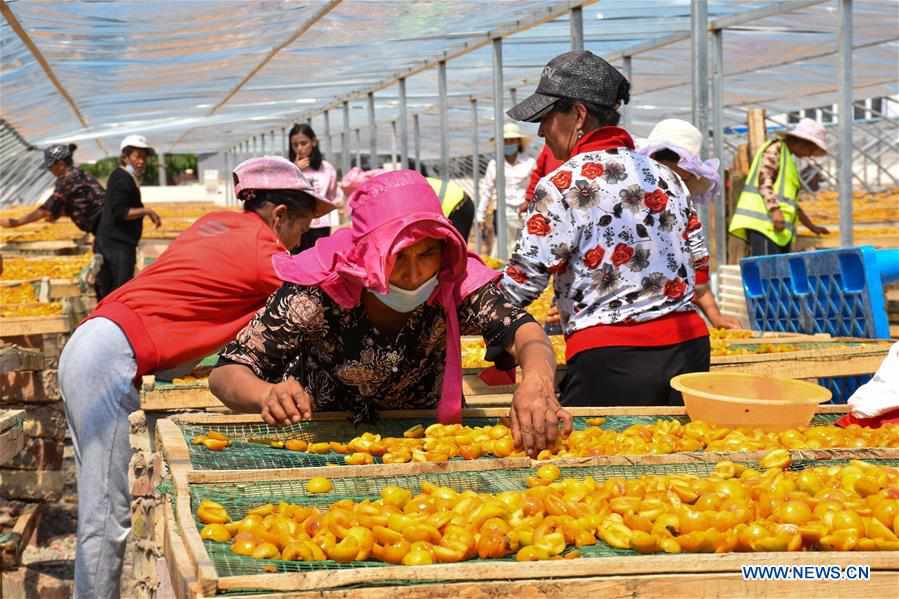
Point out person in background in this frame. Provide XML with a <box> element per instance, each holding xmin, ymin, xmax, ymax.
<box><xmin>1</xmin><ymin>143</ymin><xmax>107</xmax><ymax>295</ymax></box>
<box><xmin>290</xmin><ymin>123</ymin><xmax>340</xmax><ymax>252</ymax></box>
<box><xmin>0</xmin><ymin>144</ymin><xmax>105</xmax><ymax>235</ymax></box>
<box><xmin>640</xmin><ymin>118</ymin><xmax>742</xmax><ymax>330</ymax></box>
<box><xmin>94</xmin><ymin>135</ymin><xmax>162</xmax><ymax>299</ymax></box>
<box><xmin>524</xmin><ymin>144</ymin><xmax>563</xmax><ymax>205</ymax></box>
<box><xmin>209</xmin><ymin>170</ymin><xmax>571</xmax><ymax>456</ymax></box>
<box><xmin>729</xmin><ymin>118</ymin><xmax>830</xmax><ymax>256</ymax></box>
<box><xmin>427</xmin><ymin>177</ymin><xmax>475</xmax><ymax>244</ymax></box>
<box><xmin>502</xmin><ymin>50</ymin><xmax>712</xmax><ymax>408</ymax></box>
<box><xmin>475</xmin><ymin>123</ymin><xmax>535</xmax><ymax>257</ymax></box>
<box><xmin>58</xmin><ymin>156</ymin><xmax>332</xmax><ymax>599</ymax></box>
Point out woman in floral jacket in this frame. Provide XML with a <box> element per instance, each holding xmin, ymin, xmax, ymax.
<box><xmin>502</xmin><ymin>50</ymin><xmax>711</xmax><ymax>406</ymax></box>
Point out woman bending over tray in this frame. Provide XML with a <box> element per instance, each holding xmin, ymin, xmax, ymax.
<box><xmin>209</xmin><ymin>170</ymin><xmax>572</xmax><ymax>456</ymax></box>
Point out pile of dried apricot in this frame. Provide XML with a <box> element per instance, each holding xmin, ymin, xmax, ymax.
<box><xmin>197</xmin><ymin>453</ymin><xmax>899</xmax><ymax>564</ymax></box>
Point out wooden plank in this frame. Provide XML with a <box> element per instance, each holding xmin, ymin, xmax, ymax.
<box><xmin>141</xmin><ymin>387</ymin><xmax>224</xmax><ymax>411</ymax></box>
<box><xmin>201</xmin><ymin>571</ymin><xmax>899</xmax><ymax>599</ymax></box>
<box><xmin>0</xmin><ymin>315</ymin><xmax>71</xmax><ymax>337</ymax></box>
<box><xmin>162</xmin><ymin>495</ymin><xmax>199</xmax><ymax>599</ymax></box>
<box><xmin>0</xmin><ymin>344</ymin><xmax>43</xmax><ymax>373</ymax></box>
<box><xmin>0</xmin><ymin>502</ymin><xmax>42</xmax><ymax>570</ymax></box>
<box><xmin>211</xmin><ymin>550</ymin><xmax>899</xmax><ymax>594</ymax></box>
<box><xmin>0</xmin><ymin>410</ymin><xmax>25</xmax><ymax>466</ymax></box>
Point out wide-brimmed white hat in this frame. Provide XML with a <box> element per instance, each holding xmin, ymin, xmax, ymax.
<box><xmin>646</xmin><ymin>119</ymin><xmax>703</xmax><ymax>158</ymax></box>
<box><xmin>120</xmin><ymin>134</ymin><xmax>154</xmax><ymax>153</ymax></box>
<box><xmin>491</xmin><ymin>122</ymin><xmax>530</xmax><ymax>143</ymax></box>
<box><xmin>779</xmin><ymin>118</ymin><xmax>828</xmax><ymax>154</ymax></box>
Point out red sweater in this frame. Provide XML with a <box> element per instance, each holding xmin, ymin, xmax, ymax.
<box><xmin>525</xmin><ymin>145</ymin><xmax>563</xmax><ymax>201</ymax></box>
<box><xmin>89</xmin><ymin>211</ymin><xmax>285</xmax><ymax>377</ymax></box>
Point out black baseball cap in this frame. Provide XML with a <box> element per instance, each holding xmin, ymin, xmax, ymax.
<box><xmin>43</xmin><ymin>143</ymin><xmax>77</xmax><ymax>168</ymax></box>
<box><xmin>507</xmin><ymin>51</ymin><xmax>630</xmax><ymax>123</ymax></box>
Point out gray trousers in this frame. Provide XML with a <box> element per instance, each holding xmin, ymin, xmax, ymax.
<box><xmin>59</xmin><ymin>317</ymin><xmax>139</xmax><ymax>599</ymax></box>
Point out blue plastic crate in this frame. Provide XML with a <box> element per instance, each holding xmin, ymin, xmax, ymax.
<box><xmin>740</xmin><ymin>246</ymin><xmax>899</xmax><ymax>402</ymax></box>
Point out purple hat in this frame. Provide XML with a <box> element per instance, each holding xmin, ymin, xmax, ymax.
<box><xmin>233</xmin><ymin>156</ymin><xmax>334</xmax><ymax>218</ymax></box>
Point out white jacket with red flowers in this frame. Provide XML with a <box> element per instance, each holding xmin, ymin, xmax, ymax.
<box><xmin>501</xmin><ymin>146</ymin><xmax>709</xmax><ymax>336</ymax></box>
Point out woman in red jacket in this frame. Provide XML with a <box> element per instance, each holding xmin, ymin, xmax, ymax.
<box><xmin>57</xmin><ymin>156</ymin><xmax>333</xmax><ymax>599</ymax></box>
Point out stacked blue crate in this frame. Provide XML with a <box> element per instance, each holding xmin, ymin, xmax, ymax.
<box><xmin>740</xmin><ymin>246</ymin><xmax>899</xmax><ymax>402</ymax></box>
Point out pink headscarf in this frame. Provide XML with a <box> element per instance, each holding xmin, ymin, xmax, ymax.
<box><xmin>272</xmin><ymin>170</ymin><xmax>499</xmax><ymax>423</ymax></box>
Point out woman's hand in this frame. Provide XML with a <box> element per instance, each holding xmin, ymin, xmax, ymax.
<box><xmin>295</xmin><ymin>157</ymin><xmax>311</xmax><ymax>170</ymax></box>
<box><xmin>0</xmin><ymin>218</ymin><xmax>16</xmax><ymax>228</ymax></box>
<box><xmin>261</xmin><ymin>377</ymin><xmax>313</xmax><ymax>426</ymax></box>
<box><xmin>144</xmin><ymin>209</ymin><xmax>162</xmax><ymax>228</ymax></box>
<box><xmin>712</xmin><ymin>314</ymin><xmax>743</xmax><ymax>330</ymax></box>
<box><xmin>545</xmin><ymin>305</ymin><xmax>561</xmax><ymax>326</ymax></box>
<box><xmin>511</xmin><ymin>372</ymin><xmax>573</xmax><ymax>458</ymax></box>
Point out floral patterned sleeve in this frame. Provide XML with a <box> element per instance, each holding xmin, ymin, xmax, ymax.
<box><xmin>217</xmin><ymin>284</ymin><xmax>327</xmax><ymax>382</ymax></box>
<box><xmin>458</xmin><ymin>278</ymin><xmax>537</xmax><ymax>370</ymax></box>
<box><xmin>501</xmin><ymin>173</ymin><xmax>578</xmax><ymax>307</ymax></box>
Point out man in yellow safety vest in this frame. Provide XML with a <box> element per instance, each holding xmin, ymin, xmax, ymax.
<box><xmin>729</xmin><ymin>118</ymin><xmax>830</xmax><ymax>256</ymax></box>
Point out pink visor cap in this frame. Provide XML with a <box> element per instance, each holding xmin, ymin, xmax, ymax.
<box><xmin>233</xmin><ymin>156</ymin><xmax>334</xmax><ymax>218</ymax></box>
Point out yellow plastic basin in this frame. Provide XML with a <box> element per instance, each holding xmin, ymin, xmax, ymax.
<box><xmin>670</xmin><ymin>372</ymin><xmax>832</xmax><ymax>431</ymax></box>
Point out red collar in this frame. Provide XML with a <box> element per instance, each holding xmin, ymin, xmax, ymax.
<box><xmin>571</xmin><ymin>126</ymin><xmax>635</xmax><ymax>156</ymax></box>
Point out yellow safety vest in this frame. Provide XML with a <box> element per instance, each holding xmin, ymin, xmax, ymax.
<box><xmin>729</xmin><ymin>140</ymin><xmax>801</xmax><ymax>247</ymax></box>
<box><xmin>426</xmin><ymin>177</ymin><xmax>467</xmax><ymax>217</ymax></box>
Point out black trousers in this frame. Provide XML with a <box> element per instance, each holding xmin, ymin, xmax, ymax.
<box><xmin>95</xmin><ymin>238</ymin><xmax>137</xmax><ymax>300</ymax></box>
<box><xmin>560</xmin><ymin>336</ymin><xmax>711</xmax><ymax>407</ymax></box>
<box><xmin>448</xmin><ymin>196</ymin><xmax>475</xmax><ymax>243</ymax></box>
<box><xmin>296</xmin><ymin>226</ymin><xmax>331</xmax><ymax>254</ymax></box>
<box><xmin>747</xmin><ymin>229</ymin><xmax>791</xmax><ymax>257</ymax></box>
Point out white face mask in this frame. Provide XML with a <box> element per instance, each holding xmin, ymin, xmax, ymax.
<box><xmin>124</xmin><ymin>163</ymin><xmax>136</xmax><ymax>176</ymax></box>
<box><xmin>374</xmin><ymin>275</ymin><xmax>439</xmax><ymax>313</ymax></box>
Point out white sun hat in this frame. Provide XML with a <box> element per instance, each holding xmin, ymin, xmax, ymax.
<box><xmin>646</xmin><ymin>119</ymin><xmax>703</xmax><ymax>158</ymax></box>
<box><xmin>120</xmin><ymin>134</ymin><xmax>154</xmax><ymax>153</ymax></box>
<box><xmin>780</xmin><ymin>118</ymin><xmax>829</xmax><ymax>154</ymax></box>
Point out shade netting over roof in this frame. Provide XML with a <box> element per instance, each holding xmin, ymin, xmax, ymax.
<box><xmin>1</xmin><ymin>0</ymin><xmax>896</xmax><ymax>169</ymax></box>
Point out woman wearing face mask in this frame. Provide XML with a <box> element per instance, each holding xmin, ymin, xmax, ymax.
<box><xmin>94</xmin><ymin>135</ymin><xmax>163</xmax><ymax>298</ymax></box>
<box><xmin>501</xmin><ymin>51</ymin><xmax>712</xmax><ymax>408</ymax></box>
<box><xmin>58</xmin><ymin>156</ymin><xmax>331</xmax><ymax>599</ymax></box>
<box><xmin>475</xmin><ymin>123</ymin><xmax>536</xmax><ymax>257</ymax></box>
<box><xmin>210</xmin><ymin>170</ymin><xmax>571</xmax><ymax>456</ymax></box>
<box><xmin>639</xmin><ymin>118</ymin><xmax>741</xmax><ymax>330</ymax></box>
<box><xmin>289</xmin><ymin>123</ymin><xmax>340</xmax><ymax>252</ymax></box>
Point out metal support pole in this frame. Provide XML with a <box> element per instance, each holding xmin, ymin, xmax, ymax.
<box><xmin>838</xmin><ymin>0</ymin><xmax>854</xmax><ymax>247</ymax></box>
<box><xmin>711</xmin><ymin>28</ymin><xmax>726</xmax><ymax>268</ymax></box>
<box><xmin>323</xmin><ymin>110</ymin><xmax>332</xmax><ymax>165</ymax></box>
<box><xmin>621</xmin><ymin>55</ymin><xmax>633</xmax><ymax>130</ymax></box>
<box><xmin>691</xmin><ymin>0</ymin><xmax>709</xmax><ymax>157</ymax></box>
<box><xmin>510</xmin><ymin>88</ymin><xmax>517</xmax><ymax>106</ymax></box>
<box><xmin>158</xmin><ymin>152</ymin><xmax>167</xmax><ymax>187</ymax></box>
<box><xmin>391</xmin><ymin>120</ymin><xmax>398</xmax><ymax>168</ymax></box>
<box><xmin>492</xmin><ymin>37</ymin><xmax>508</xmax><ymax>260</ymax></box>
<box><xmin>281</xmin><ymin>127</ymin><xmax>287</xmax><ymax>158</ymax></box>
<box><xmin>570</xmin><ymin>6</ymin><xmax>584</xmax><ymax>52</ymax></box>
<box><xmin>342</xmin><ymin>100</ymin><xmax>351</xmax><ymax>176</ymax></box>
<box><xmin>413</xmin><ymin>114</ymin><xmax>421</xmax><ymax>172</ymax></box>
<box><xmin>252</xmin><ymin>135</ymin><xmax>258</xmax><ymax>157</ymax></box>
<box><xmin>367</xmin><ymin>92</ymin><xmax>377</xmax><ymax>169</ymax></box>
<box><xmin>221</xmin><ymin>151</ymin><xmax>227</xmax><ymax>204</ymax></box>
<box><xmin>471</xmin><ymin>98</ymin><xmax>482</xmax><ymax>253</ymax></box>
<box><xmin>438</xmin><ymin>60</ymin><xmax>449</xmax><ymax>182</ymax></box>
<box><xmin>355</xmin><ymin>128</ymin><xmax>362</xmax><ymax>168</ymax></box>
<box><xmin>691</xmin><ymin>0</ymin><xmax>710</xmax><ymax>232</ymax></box>
<box><xmin>399</xmin><ymin>77</ymin><xmax>409</xmax><ymax>168</ymax></box>
<box><xmin>270</xmin><ymin>130</ymin><xmax>276</xmax><ymax>155</ymax></box>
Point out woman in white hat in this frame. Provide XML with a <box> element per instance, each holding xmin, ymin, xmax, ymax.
<box><xmin>640</xmin><ymin>118</ymin><xmax>741</xmax><ymax>330</ymax></box>
<box><xmin>94</xmin><ymin>135</ymin><xmax>163</xmax><ymax>298</ymax></box>
<box><xmin>729</xmin><ymin>118</ymin><xmax>829</xmax><ymax>256</ymax></box>
<box><xmin>475</xmin><ymin>122</ymin><xmax>536</xmax><ymax>257</ymax></box>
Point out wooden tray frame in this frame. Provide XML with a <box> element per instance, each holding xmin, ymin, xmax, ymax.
<box><xmin>0</xmin><ymin>409</ymin><xmax>25</xmax><ymax>466</ymax></box>
<box><xmin>156</xmin><ymin>407</ymin><xmax>899</xmax><ymax>597</ymax></box>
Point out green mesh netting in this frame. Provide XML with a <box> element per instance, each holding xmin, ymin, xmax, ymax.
<box><xmin>188</xmin><ymin>458</ymin><xmax>899</xmax><ymax>583</ymax></box>
<box><xmin>180</xmin><ymin>413</ymin><xmax>846</xmax><ymax>471</ymax></box>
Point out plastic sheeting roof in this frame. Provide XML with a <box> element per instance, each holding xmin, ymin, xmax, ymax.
<box><xmin>1</xmin><ymin>0</ymin><xmax>897</xmax><ymax>164</ymax></box>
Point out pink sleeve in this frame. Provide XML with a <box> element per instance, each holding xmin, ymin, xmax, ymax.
<box><xmin>459</xmin><ymin>254</ymin><xmax>501</xmax><ymax>300</ymax></box>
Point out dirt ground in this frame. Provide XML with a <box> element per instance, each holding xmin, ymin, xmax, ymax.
<box><xmin>16</xmin><ymin>442</ymin><xmax>137</xmax><ymax>598</ymax></box>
